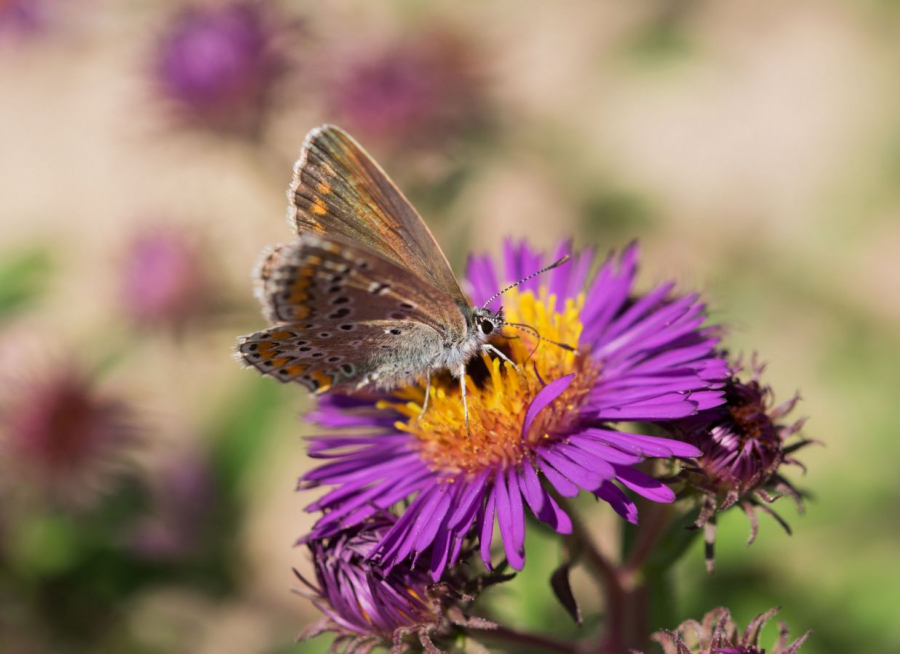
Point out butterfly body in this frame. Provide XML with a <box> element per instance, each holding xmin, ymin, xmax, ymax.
<box><xmin>237</xmin><ymin>126</ymin><xmax>508</xmax><ymax>400</ymax></box>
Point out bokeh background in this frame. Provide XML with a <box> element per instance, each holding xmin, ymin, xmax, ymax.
<box><xmin>1</xmin><ymin>1</ymin><xmax>898</xmax><ymax>652</ymax></box>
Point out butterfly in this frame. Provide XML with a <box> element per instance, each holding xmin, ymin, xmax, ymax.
<box><xmin>236</xmin><ymin>125</ymin><xmax>568</xmax><ymax>426</ymax></box>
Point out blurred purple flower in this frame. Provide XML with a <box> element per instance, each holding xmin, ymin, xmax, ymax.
<box><xmin>119</xmin><ymin>227</ymin><xmax>214</xmax><ymax>330</ymax></box>
<box><xmin>0</xmin><ymin>365</ymin><xmax>138</xmax><ymax>507</ymax></box>
<box><xmin>296</xmin><ymin>516</ymin><xmax>495</xmax><ymax>653</ymax></box>
<box><xmin>650</xmin><ymin>606</ymin><xmax>810</xmax><ymax>654</ymax></box>
<box><xmin>128</xmin><ymin>450</ymin><xmax>215</xmax><ymax>560</ymax></box>
<box><xmin>0</xmin><ymin>0</ymin><xmax>47</xmax><ymax>37</ymax></box>
<box><xmin>328</xmin><ymin>31</ymin><xmax>486</xmax><ymax>148</ymax></box>
<box><xmin>152</xmin><ymin>1</ymin><xmax>288</xmax><ymax>137</ymax></box>
<box><xmin>298</xmin><ymin>240</ymin><xmax>728</xmax><ymax>580</ymax></box>
<box><xmin>672</xmin><ymin>355</ymin><xmax>814</xmax><ymax>572</ymax></box>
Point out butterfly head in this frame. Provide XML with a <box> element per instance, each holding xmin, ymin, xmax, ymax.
<box><xmin>471</xmin><ymin>306</ymin><xmax>504</xmax><ymax>338</ymax></box>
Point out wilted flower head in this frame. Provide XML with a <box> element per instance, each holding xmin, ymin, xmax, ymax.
<box><xmin>153</xmin><ymin>1</ymin><xmax>287</xmax><ymax>137</ymax></box>
<box><xmin>299</xmin><ymin>240</ymin><xmax>728</xmax><ymax>580</ymax></box>
<box><xmin>650</xmin><ymin>606</ymin><xmax>810</xmax><ymax>654</ymax></box>
<box><xmin>673</xmin><ymin>356</ymin><xmax>813</xmax><ymax>571</ymax></box>
<box><xmin>296</xmin><ymin>516</ymin><xmax>495</xmax><ymax>653</ymax></box>
<box><xmin>119</xmin><ymin>227</ymin><xmax>215</xmax><ymax>330</ymax></box>
<box><xmin>328</xmin><ymin>31</ymin><xmax>485</xmax><ymax>148</ymax></box>
<box><xmin>0</xmin><ymin>365</ymin><xmax>138</xmax><ymax>507</ymax></box>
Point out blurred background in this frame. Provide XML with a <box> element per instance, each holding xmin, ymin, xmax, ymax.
<box><xmin>1</xmin><ymin>1</ymin><xmax>898</xmax><ymax>652</ymax></box>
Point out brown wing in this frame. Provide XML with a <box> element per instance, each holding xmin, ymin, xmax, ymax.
<box><xmin>238</xmin><ymin>234</ymin><xmax>469</xmax><ymax>393</ymax></box>
<box><xmin>237</xmin><ymin>320</ymin><xmax>443</xmax><ymax>393</ymax></box>
<box><xmin>287</xmin><ymin>124</ymin><xmax>468</xmax><ymax>305</ymax></box>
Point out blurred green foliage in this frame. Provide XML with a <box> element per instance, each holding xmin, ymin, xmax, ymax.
<box><xmin>0</xmin><ymin>247</ymin><xmax>53</xmax><ymax>323</ymax></box>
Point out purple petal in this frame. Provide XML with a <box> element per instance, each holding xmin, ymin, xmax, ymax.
<box><xmin>594</xmin><ymin>399</ymin><xmax>698</xmax><ymax>421</ymax></box>
<box><xmin>392</xmin><ymin>487</ymin><xmax>445</xmax><ymax>563</ymax></box>
<box><xmin>563</xmin><ymin>437</ymin><xmax>643</xmax><ymax>466</ymax></box>
<box><xmin>518</xmin><ymin>462</ymin><xmax>545</xmax><ymax>515</ymax></box>
<box><xmin>522</xmin><ymin>374</ymin><xmax>574</xmax><ymax>437</ymax></box>
<box><xmin>519</xmin><ymin>462</ymin><xmax>572</xmax><ymax>533</ymax></box>
<box><xmin>626</xmin><ymin>340</ymin><xmax>721</xmax><ymax>374</ymax></box>
<box><xmin>600</xmin><ymin>282</ymin><xmax>677</xmax><ymax>345</ymax></box>
<box><xmin>507</xmin><ymin>470</ymin><xmax>526</xmax><ymax>549</ymax></box>
<box><xmin>413</xmin><ymin>485</ymin><xmax>454</xmax><ymax>551</ymax></box>
<box><xmin>580</xmin><ymin>250</ymin><xmax>636</xmax><ymax>343</ymax></box>
<box><xmin>539</xmin><ymin>448</ymin><xmax>607</xmax><ymax>490</ymax></box>
<box><xmin>556</xmin><ymin>442</ymin><xmax>617</xmax><ymax>480</ymax></box>
<box><xmin>429</xmin><ymin>526</ymin><xmax>453</xmax><ymax>581</ymax></box>
<box><xmin>688</xmin><ymin>390</ymin><xmax>726</xmax><ymax>410</ymax></box>
<box><xmin>613</xmin><ymin>465</ymin><xmax>676</xmax><ymax>503</ymax></box>
<box><xmin>547</xmin><ymin>239</ymin><xmax>573</xmax><ymax>299</ymax></box>
<box><xmin>447</xmin><ymin>472</ymin><xmax>489</xmax><ymax>528</ymax></box>
<box><xmin>581</xmin><ymin>428</ymin><xmax>702</xmax><ymax>458</ymax></box>
<box><xmin>565</xmin><ymin>245</ymin><xmax>596</xmax><ymax>300</ymax></box>
<box><xmin>537</xmin><ymin>457</ymin><xmax>581</xmax><ymax>497</ymax></box>
<box><xmin>503</xmin><ymin>239</ymin><xmax>544</xmax><ymax>294</ymax></box>
<box><xmin>596</xmin><ymin>481</ymin><xmax>639</xmax><ymax>524</ymax></box>
<box><xmin>465</xmin><ymin>254</ymin><xmax>500</xmax><ymax>307</ymax></box>
<box><xmin>494</xmin><ymin>469</ymin><xmax>525</xmax><ymax>570</ymax></box>
<box><xmin>478</xmin><ymin>485</ymin><xmax>497</xmax><ymax>570</ymax></box>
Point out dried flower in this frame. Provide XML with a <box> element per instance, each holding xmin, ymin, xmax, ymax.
<box><xmin>299</xmin><ymin>240</ymin><xmax>728</xmax><ymax>580</ymax></box>
<box><xmin>152</xmin><ymin>1</ymin><xmax>287</xmax><ymax>137</ymax></box>
<box><xmin>0</xmin><ymin>365</ymin><xmax>139</xmax><ymax>507</ymax></box>
<box><xmin>296</xmin><ymin>516</ymin><xmax>497</xmax><ymax>653</ymax></box>
<box><xmin>650</xmin><ymin>606</ymin><xmax>810</xmax><ymax>654</ymax></box>
<box><xmin>673</xmin><ymin>356</ymin><xmax>813</xmax><ymax>572</ymax></box>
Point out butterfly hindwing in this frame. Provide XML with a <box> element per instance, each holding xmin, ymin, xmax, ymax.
<box><xmin>288</xmin><ymin>124</ymin><xmax>468</xmax><ymax>306</ymax></box>
<box><xmin>237</xmin><ymin>320</ymin><xmax>447</xmax><ymax>392</ymax></box>
<box><xmin>238</xmin><ymin>234</ymin><xmax>469</xmax><ymax>392</ymax></box>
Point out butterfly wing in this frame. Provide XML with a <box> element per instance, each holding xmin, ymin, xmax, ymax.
<box><xmin>237</xmin><ymin>234</ymin><xmax>468</xmax><ymax>393</ymax></box>
<box><xmin>288</xmin><ymin>124</ymin><xmax>468</xmax><ymax>306</ymax></box>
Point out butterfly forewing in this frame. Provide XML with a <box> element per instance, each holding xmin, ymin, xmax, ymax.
<box><xmin>289</xmin><ymin>125</ymin><xmax>467</xmax><ymax>305</ymax></box>
<box><xmin>238</xmin><ymin>234</ymin><xmax>468</xmax><ymax>392</ymax></box>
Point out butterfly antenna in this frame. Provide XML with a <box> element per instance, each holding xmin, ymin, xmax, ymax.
<box><xmin>503</xmin><ymin>322</ymin><xmax>576</xmax><ymax>353</ymax></box>
<box><xmin>482</xmin><ymin>255</ymin><xmax>570</xmax><ymax>308</ymax></box>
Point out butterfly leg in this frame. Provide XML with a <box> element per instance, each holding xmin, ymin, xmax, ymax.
<box><xmin>418</xmin><ymin>375</ymin><xmax>432</xmax><ymax>420</ymax></box>
<box><xmin>459</xmin><ymin>363</ymin><xmax>472</xmax><ymax>437</ymax></box>
<box><xmin>482</xmin><ymin>343</ymin><xmax>522</xmax><ymax>375</ymax></box>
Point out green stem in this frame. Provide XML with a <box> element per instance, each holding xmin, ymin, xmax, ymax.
<box><xmin>622</xmin><ymin>501</ymin><xmax>674</xmax><ymax>584</ymax></box>
<box><xmin>554</xmin><ymin>497</ymin><xmax>623</xmax><ymax>594</ymax></box>
<box><xmin>473</xmin><ymin>624</ymin><xmax>579</xmax><ymax>654</ymax></box>
<box><xmin>556</xmin><ymin>497</ymin><xmax>629</xmax><ymax>653</ymax></box>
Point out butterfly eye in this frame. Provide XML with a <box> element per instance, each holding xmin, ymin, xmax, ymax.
<box><xmin>480</xmin><ymin>319</ymin><xmax>494</xmax><ymax>335</ymax></box>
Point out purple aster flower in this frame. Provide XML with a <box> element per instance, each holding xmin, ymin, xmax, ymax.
<box><xmin>671</xmin><ymin>355</ymin><xmax>813</xmax><ymax>572</ymax></box>
<box><xmin>295</xmin><ymin>516</ymin><xmax>498</xmax><ymax>653</ymax></box>
<box><xmin>0</xmin><ymin>0</ymin><xmax>48</xmax><ymax>37</ymax></box>
<box><xmin>152</xmin><ymin>1</ymin><xmax>288</xmax><ymax>137</ymax></box>
<box><xmin>650</xmin><ymin>606</ymin><xmax>810</xmax><ymax>654</ymax></box>
<box><xmin>119</xmin><ymin>227</ymin><xmax>215</xmax><ymax>331</ymax></box>
<box><xmin>327</xmin><ymin>30</ymin><xmax>485</xmax><ymax>148</ymax></box>
<box><xmin>298</xmin><ymin>239</ymin><xmax>729</xmax><ymax>580</ymax></box>
<box><xmin>0</xmin><ymin>364</ymin><xmax>139</xmax><ymax>507</ymax></box>
<box><xmin>127</xmin><ymin>449</ymin><xmax>215</xmax><ymax>560</ymax></box>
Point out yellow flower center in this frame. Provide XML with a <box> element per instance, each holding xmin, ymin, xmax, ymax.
<box><xmin>379</xmin><ymin>288</ymin><xmax>600</xmax><ymax>477</ymax></box>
